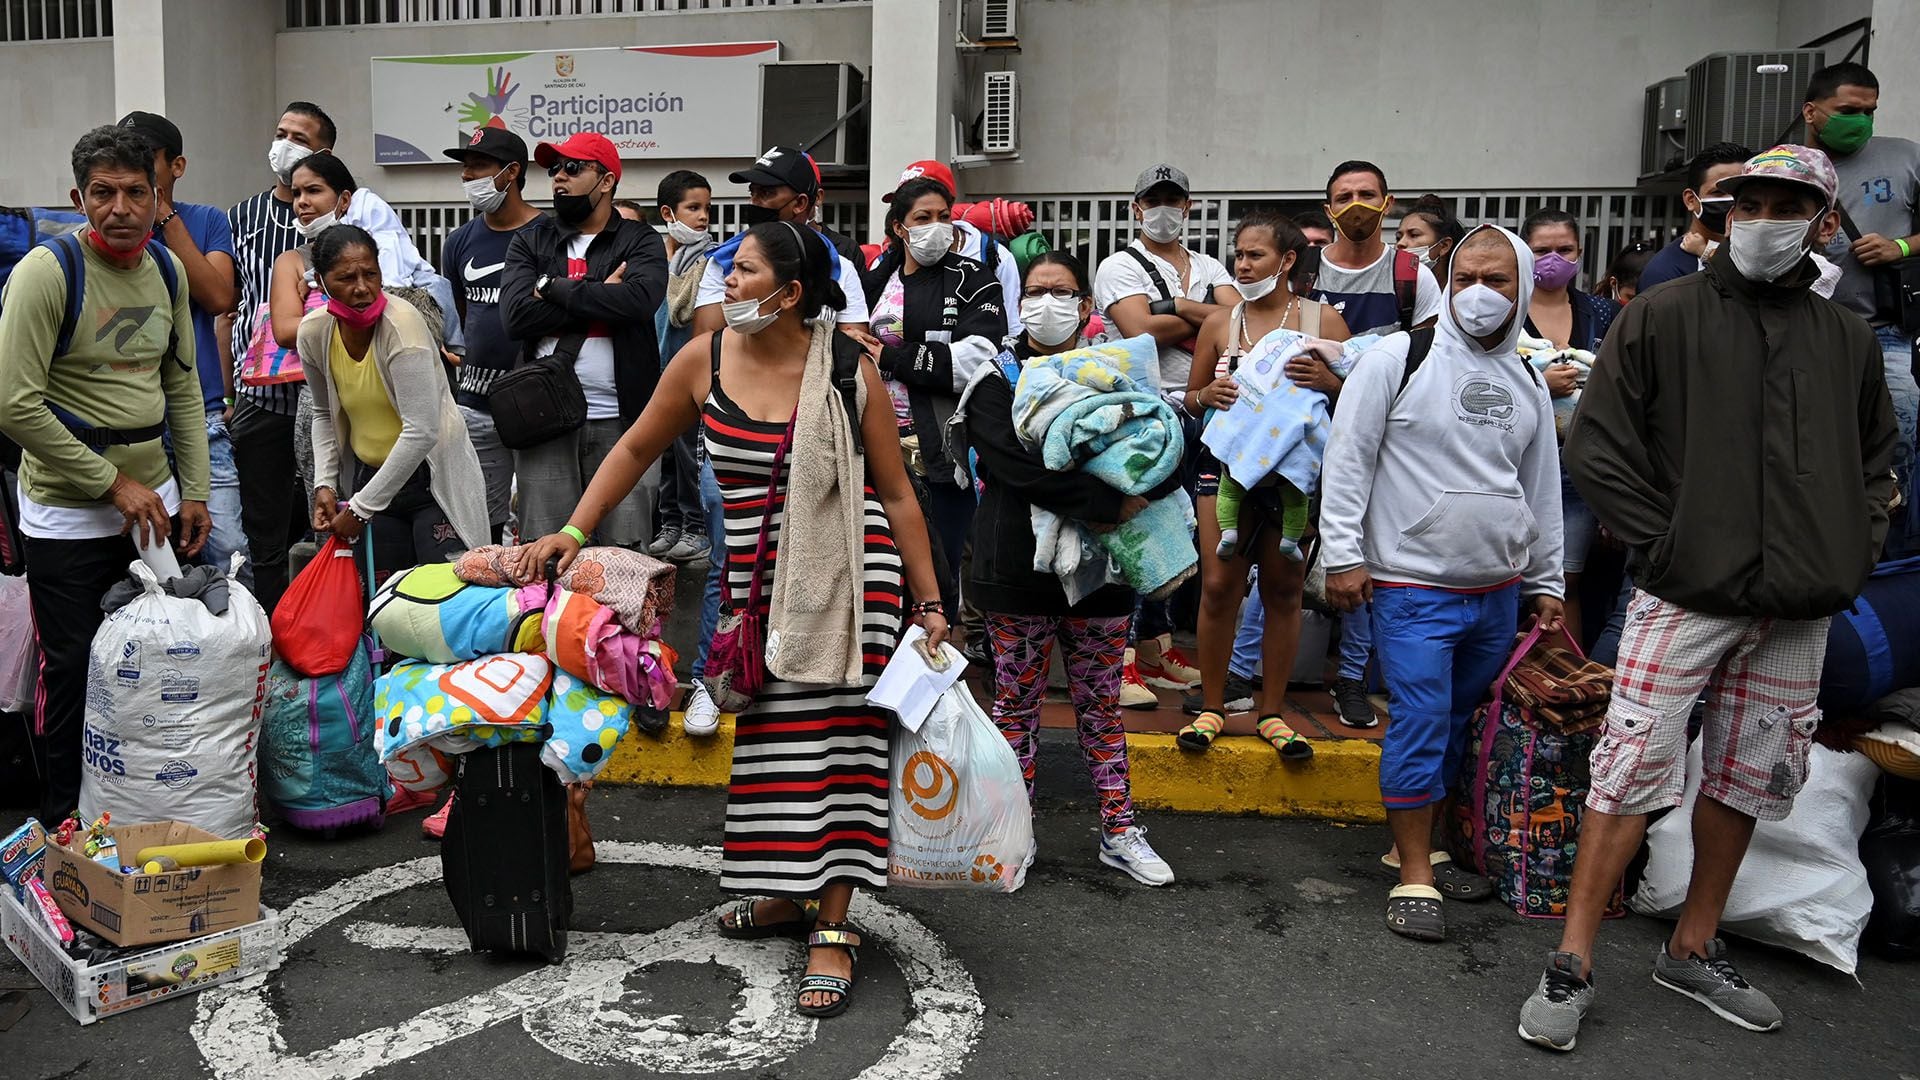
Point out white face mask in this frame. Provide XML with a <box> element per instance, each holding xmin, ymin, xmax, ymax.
<box><xmin>1140</xmin><ymin>205</ymin><xmax>1186</xmax><ymax>244</ymax></box>
<box><xmin>722</xmin><ymin>289</ymin><xmax>783</xmax><ymax>335</ymax></box>
<box><xmin>1236</xmin><ymin>273</ymin><xmax>1280</xmax><ymax>303</ymax></box>
<box><xmin>463</xmin><ymin>175</ymin><xmax>508</xmax><ymax>216</ymax></box>
<box><xmin>905</xmin><ymin>222</ymin><xmax>955</xmax><ymax>267</ymax></box>
<box><xmin>1020</xmin><ymin>294</ymin><xmax>1084</xmax><ymax>348</ymax></box>
<box><xmin>269</xmin><ymin>138</ymin><xmax>313</xmax><ymax>184</ymax></box>
<box><xmin>1452</xmin><ymin>283</ymin><xmax>1515</xmax><ymax>338</ymax></box>
<box><xmin>665</xmin><ymin>218</ymin><xmax>708</xmax><ymax>246</ymax></box>
<box><xmin>295</xmin><ymin>210</ymin><xmax>338</xmax><ymax>240</ymax></box>
<box><xmin>1403</xmin><ymin>244</ymin><xmax>1432</xmax><ymax>265</ymax></box>
<box><xmin>1726</xmin><ymin>215</ymin><xmax>1817</xmax><ymax>283</ymax></box>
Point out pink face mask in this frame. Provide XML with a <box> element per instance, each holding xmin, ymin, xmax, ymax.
<box><xmin>1532</xmin><ymin>252</ymin><xmax>1579</xmax><ymax>291</ymax></box>
<box><xmin>326</xmin><ymin>290</ymin><xmax>387</xmax><ymax>330</ymax></box>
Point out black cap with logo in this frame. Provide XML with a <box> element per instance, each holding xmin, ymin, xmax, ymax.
<box><xmin>728</xmin><ymin>145</ymin><xmax>820</xmax><ymax>197</ymax></box>
<box><xmin>118</xmin><ymin>111</ymin><xmax>184</xmax><ymax>159</ymax></box>
<box><xmin>443</xmin><ymin>127</ymin><xmax>529</xmax><ymax>168</ymax></box>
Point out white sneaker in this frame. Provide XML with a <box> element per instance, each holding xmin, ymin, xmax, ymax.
<box><xmin>683</xmin><ymin>683</ymin><xmax>721</xmax><ymax>737</ymax></box>
<box><xmin>1099</xmin><ymin>825</ymin><xmax>1175</xmax><ymax>886</ymax></box>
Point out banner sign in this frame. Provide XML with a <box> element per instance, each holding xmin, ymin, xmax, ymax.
<box><xmin>371</xmin><ymin>41</ymin><xmax>780</xmax><ymax>165</ymax></box>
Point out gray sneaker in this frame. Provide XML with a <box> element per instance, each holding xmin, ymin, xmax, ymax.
<box><xmin>1651</xmin><ymin>938</ymin><xmax>1783</xmax><ymax>1032</ymax></box>
<box><xmin>1517</xmin><ymin>951</ymin><xmax>1594</xmax><ymax>1052</ymax></box>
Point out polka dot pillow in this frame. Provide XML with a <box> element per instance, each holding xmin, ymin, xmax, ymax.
<box><xmin>374</xmin><ymin>654</ymin><xmax>554</xmax><ymax>793</ymax></box>
<box><xmin>540</xmin><ymin>670</ymin><xmax>634</xmax><ymax>784</ymax></box>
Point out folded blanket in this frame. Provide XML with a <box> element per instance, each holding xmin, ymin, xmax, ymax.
<box><xmin>1012</xmin><ymin>337</ymin><xmax>1196</xmax><ymax>601</ymax></box>
<box><xmin>456</xmin><ymin>544</ymin><xmax>675</xmax><ymax>638</ymax></box>
<box><xmin>369</xmin><ymin>562</ymin><xmax>547</xmax><ymax>664</ymax></box>
<box><xmin>1516</xmin><ymin>335</ymin><xmax>1594</xmax><ymax>439</ymax></box>
<box><xmin>374</xmin><ymin>654</ymin><xmax>554</xmax><ymax>793</ymax></box>
<box><xmin>543</xmin><ymin>588</ymin><xmax>681</xmax><ymax>709</ymax></box>
<box><xmin>542</xmin><ymin>670</ymin><xmax>637</xmax><ymax>784</ymax></box>
<box><xmin>1200</xmin><ymin>331</ymin><xmax>1378</xmax><ymax>496</ymax></box>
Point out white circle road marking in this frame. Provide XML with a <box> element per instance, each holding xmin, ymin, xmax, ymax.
<box><xmin>190</xmin><ymin>841</ymin><xmax>983</xmax><ymax>1079</ymax></box>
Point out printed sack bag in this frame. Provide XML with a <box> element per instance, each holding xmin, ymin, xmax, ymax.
<box><xmin>375</xmin><ymin>653</ymin><xmax>553</xmax><ymax>794</ymax></box>
<box><xmin>889</xmin><ymin>683</ymin><xmax>1033</xmax><ymax>893</ymax></box>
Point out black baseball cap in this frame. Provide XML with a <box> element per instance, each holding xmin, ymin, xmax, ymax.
<box><xmin>119</xmin><ymin>111</ymin><xmax>183</xmax><ymax>159</ymax></box>
<box><xmin>443</xmin><ymin>126</ymin><xmax>529</xmax><ymax>168</ymax></box>
<box><xmin>728</xmin><ymin>145</ymin><xmax>819</xmax><ymax>197</ymax></box>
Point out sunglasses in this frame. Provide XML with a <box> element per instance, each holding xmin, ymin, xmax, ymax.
<box><xmin>547</xmin><ymin>159</ymin><xmax>601</xmax><ymax>178</ymax></box>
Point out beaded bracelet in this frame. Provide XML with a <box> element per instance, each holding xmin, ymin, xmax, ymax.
<box><xmin>910</xmin><ymin>600</ymin><xmax>945</xmax><ymax>617</ymax></box>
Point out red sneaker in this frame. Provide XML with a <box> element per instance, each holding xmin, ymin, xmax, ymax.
<box><xmin>385</xmin><ymin>786</ymin><xmax>437</xmax><ymax>816</ymax></box>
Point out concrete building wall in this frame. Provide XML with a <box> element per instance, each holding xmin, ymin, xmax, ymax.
<box><xmin>2</xmin><ymin>40</ymin><xmax>116</xmax><ymax>204</ymax></box>
<box><xmin>272</xmin><ymin>5</ymin><xmax>873</xmax><ymax>206</ymax></box>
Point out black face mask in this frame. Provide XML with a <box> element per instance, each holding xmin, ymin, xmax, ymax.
<box><xmin>553</xmin><ymin>189</ymin><xmax>599</xmax><ymax>226</ymax></box>
<box><xmin>1695</xmin><ymin>198</ymin><xmax>1733</xmax><ymax>235</ymax></box>
<box><xmin>740</xmin><ymin>202</ymin><xmax>782</xmax><ymax>227</ymax></box>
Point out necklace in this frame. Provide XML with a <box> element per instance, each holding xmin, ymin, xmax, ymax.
<box><xmin>1240</xmin><ymin>295</ymin><xmax>1299</xmax><ymax>350</ymax></box>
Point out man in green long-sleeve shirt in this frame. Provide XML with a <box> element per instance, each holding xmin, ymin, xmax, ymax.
<box><xmin>0</xmin><ymin>124</ymin><xmax>210</xmax><ymax>825</ymax></box>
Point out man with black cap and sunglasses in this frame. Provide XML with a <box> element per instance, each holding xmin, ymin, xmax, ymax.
<box><xmin>117</xmin><ymin>110</ymin><xmax>244</xmax><ymax>580</ymax></box>
<box><xmin>689</xmin><ymin>145</ymin><xmax>870</xmax><ymax>336</ymax></box>
<box><xmin>442</xmin><ymin>126</ymin><xmax>544</xmax><ymax>541</ymax></box>
<box><xmin>500</xmin><ymin>131</ymin><xmax>667</xmax><ymax>549</ymax></box>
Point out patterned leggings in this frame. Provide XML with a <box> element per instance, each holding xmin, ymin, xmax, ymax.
<box><xmin>985</xmin><ymin>613</ymin><xmax>1135</xmax><ymax>832</ymax></box>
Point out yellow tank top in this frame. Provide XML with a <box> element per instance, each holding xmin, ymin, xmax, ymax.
<box><xmin>329</xmin><ymin>327</ymin><xmax>402</xmax><ymax>467</ymax></box>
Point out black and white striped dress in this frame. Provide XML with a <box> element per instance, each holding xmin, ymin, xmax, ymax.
<box><xmin>705</xmin><ymin>376</ymin><xmax>903</xmax><ymax>897</ymax></box>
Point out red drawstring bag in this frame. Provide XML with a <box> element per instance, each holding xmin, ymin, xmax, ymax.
<box><xmin>272</xmin><ymin>535</ymin><xmax>366</xmax><ymax>677</ymax></box>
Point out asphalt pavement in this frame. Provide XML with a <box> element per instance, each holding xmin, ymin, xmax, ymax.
<box><xmin>4</xmin><ymin>740</ymin><xmax>1918</xmax><ymax>1079</ymax></box>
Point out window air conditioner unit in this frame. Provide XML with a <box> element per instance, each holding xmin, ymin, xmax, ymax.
<box><xmin>981</xmin><ymin>0</ymin><xmax>1017</xmax><ymax>39</ymax></box>
<box><xmin>758</xmin><ymin>61</ymin><xmax>867</xmax><ymax>167</ymax></box>
<box><xmin>1684</xmin><ymin>49</ymin><xmax>1824</xmax><ymax>161</ymax></box>
<box><xmin>982</xmin><ymin>71</ymin><xmax>1018</xmax><ymax>154</ymax></box>
<box><xmin>1639</xmin><ymin>76</ymin><xmax>1688</xmax><ymax>178</ymax></box>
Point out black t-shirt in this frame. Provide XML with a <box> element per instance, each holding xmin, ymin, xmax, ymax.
<box><xmin>442</xmin><ymin>213</ymin><xmax>547</xmax><ymax>410</ymax></box>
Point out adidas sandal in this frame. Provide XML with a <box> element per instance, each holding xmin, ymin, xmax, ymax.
<box><xmin>1257</xmin><ymin>715</ymin><xmax>1314</xmax><ymax>761</ymax></box>
<box><xmin>797</xmin><ymin>922</ymin><xmax>862</xmax><ymax>1018</ymax></box>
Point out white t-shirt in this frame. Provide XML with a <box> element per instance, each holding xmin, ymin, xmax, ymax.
<box><xmin>1093</xmin><ymin>239</ymin><xmax>1236</xmax><ymax>389</ymax></box>
<box><xmin>536</xmin><ymin>233</ymin><xmax>619</xmax><ymax>421</ymax></box>
<box><xmin>696</xmin><ymin>243</ymin><xmax>872</xmax><ymax>326</ymax></box>
<box><xmin>20</xmin><ymin>475</ymin><xmax>181</xmax><ymax>541</ymax></box>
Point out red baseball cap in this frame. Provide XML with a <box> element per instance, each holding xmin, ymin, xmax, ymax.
<box><xmin>534</xmin><ymin>132</ymin><xmax>621</xmax><ymax>182</ymax></box>
<box><xmin>883</xmin><ymin>159</ymin><xmax>957</xmax><ymax>202</ymax></box>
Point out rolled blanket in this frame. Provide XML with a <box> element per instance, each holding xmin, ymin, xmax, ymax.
<box><xmin>1010</xmin><ymin>333</ymin><xmax>1163</xmax><ymax>444</ymax></box>
<box><xmin>543</xmin><ymin>588</ymin><xmax>681</xmax><ymax>708</ymax></box>
<box><xmin>456</xmin><ymin>544</ymin><xmax>675</xmax><ymax>638</ymax></box>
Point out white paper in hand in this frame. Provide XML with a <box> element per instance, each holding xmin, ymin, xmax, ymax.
<box><xmin>867</xmin><ymin>624</ymin><xmax>967</xmax><ymax>733</ymax></box>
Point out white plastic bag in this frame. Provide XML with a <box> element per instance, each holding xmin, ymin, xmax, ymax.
<box><xmin>888</xmin><ymin>684</ymin><xmax>1033</xmax><ymax>892</ymax></box>
<box><xmin>1631</xmin><ymin>742</ymin><xmax>1879</xmax><ymax>974</ymax></box>
<box><xmin>79</xmin><ymin>555</ymin><xmax>272</xmax><ymax>839</ymax></box>
<box><xmin>0</xmin><ymin>574</ymin><xmax>36</xmax><ymax>713</ymax></box>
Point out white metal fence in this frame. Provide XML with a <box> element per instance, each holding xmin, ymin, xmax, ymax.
<box><xmin>0</xmin><ymin>0</ymin><xmax>110</xmax><ymax>42</ymax></box>
<box><xmin>395</xmin><ymin>196</ymin><xmax>872</xmax><ymax>270</ymax></box>
<box><xmin>283</xmin><ymin>0</ymin><xmax>865</xmax><ymax>29</ymax></box>
<box><xmin>397</xmin><ymin>189</ymin><xmax>1683</xmax><ymax>288</ymax></box>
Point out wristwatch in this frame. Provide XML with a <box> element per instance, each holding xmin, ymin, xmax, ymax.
<box><xmin>535</xmin><ymin>274</ymin><xmax>553</xmax><ymax>293</ymax></box>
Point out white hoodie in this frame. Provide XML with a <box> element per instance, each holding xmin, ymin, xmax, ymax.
<box><xmin>1318</xmin><ymin>224</ymin><xmax>1564</xmax><ymax>596</ymax></box>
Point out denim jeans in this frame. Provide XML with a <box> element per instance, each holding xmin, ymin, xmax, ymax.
<box><xmin>1228</xmin><ymin>581</ymin><xmax>1371</xmax><ymax>683</ymax></box>
<box><xmin>1877</xmin><ymin>325</ymin><xmax>1919</xmax><ymax>559</ymax></box>
<box><xmin>166</xmin><ymin>411</ymin><xmax>249</xmax><ymax>588</ymax></box>
<box><xmin>693</xmin><ymin>455</ymin><xmax>725</xmax><ymax>677</ymax></box>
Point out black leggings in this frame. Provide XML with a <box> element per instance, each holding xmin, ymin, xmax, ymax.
<box><xmin>354</xmin><ymin>460</ymin><xmax>464</xmax><ymax>587</ymax></box>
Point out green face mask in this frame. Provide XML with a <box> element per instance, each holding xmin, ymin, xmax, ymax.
<box><xmin>1816</xmin><ymin>111</ymin><xmax>1874</xmax><ymax>155</ymax></box>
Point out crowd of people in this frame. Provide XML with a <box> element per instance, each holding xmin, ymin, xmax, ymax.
<box><xmin>0</xmin><ymin>59</ymin><xmax>1914</xmax><ymax>1041</ymax></box>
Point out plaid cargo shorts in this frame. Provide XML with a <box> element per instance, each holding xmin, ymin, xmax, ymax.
<box><xmin>1585</xmin><ymin>590</ymin><xmax>1828</xmax><ymax>822</ymax></box>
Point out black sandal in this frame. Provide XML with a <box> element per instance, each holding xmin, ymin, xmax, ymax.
<box><xmin>1378</xmin><ymin>852</ymin><xmax>1493</xmax><ymax>903</ymax></box>
<box><xmin>717</xmin><ymin>897</ymin><xmax>819</xmax><ymax>940</ymax></box>
<box><xmin>1177</xmin><ymin>711</ymin><xmax>1225</xmax><ymax>751</ymax></box>
<box><xmin>1385</xmin><ymin>884</ymin><xmax>1447</xmax><ymax>942</ymax></box>
<box><xmin>1257</xmin><ymin>715</ymin><xmax>1314</xmax><ymax>761</ymax></box>
<box><xmin>796</xmin><ymin>921</ymin><xmax>862</xmax><ymax>1018</ymax></box>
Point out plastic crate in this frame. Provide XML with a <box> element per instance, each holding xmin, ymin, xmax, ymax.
<box><xmin>1</xmin><ymin>887</ymin><xmax>281</xmax><ymax>1024</ymax></box>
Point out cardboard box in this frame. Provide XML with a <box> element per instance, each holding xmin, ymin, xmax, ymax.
<box><xmin>1</xmin><ymin>888</ymin><xmax>282</xmax><ymax>1025</ymax></box>
<box><xmin>45</xmin><ymin>821</ymin><xmax>262</xmax><ymax>947</ymax></box>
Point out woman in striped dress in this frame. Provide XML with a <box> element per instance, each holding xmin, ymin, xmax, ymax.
<box><xmin>513</xmin><ymin>221</ymin><xmax>949</xmax><ymax>1019</ymax></box>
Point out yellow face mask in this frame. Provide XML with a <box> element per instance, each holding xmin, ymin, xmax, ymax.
<box><xmin>1332</xmin><ymin>199</ymin><xmax>1388</xmax><ymax>242</ymax></box>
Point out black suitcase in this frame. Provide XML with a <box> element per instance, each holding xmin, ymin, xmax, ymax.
<box><xmin>441</xmin><ymin>742</ymin><xmax>571</xmax><ymax>962</ymax></box>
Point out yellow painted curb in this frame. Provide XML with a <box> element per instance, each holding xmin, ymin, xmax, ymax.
<box><xmin>600</xmin><ymin>714</ymin><xmax>1384</xmax><ymax>823</ymax></box>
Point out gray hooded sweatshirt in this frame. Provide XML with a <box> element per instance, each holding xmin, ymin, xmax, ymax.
<box><xmin>1318</xmin><ymin>224</ymin><xmax>1564</xmax><ymax>596</ymax></box>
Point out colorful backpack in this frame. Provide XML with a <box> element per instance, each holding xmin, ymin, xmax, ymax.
<box><xmin>1453</xmin><ymin>626</ymin><xmax>1625</xmax><ymax>920</ymax></box>
<box><xmin>260</xmin><ymin>637</ymin><xmax>387</xmax><ymax>833</ymax></box>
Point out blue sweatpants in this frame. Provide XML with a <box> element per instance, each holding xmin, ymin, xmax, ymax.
<box><xmin>1372</xmin><ymin>583</ymin><xmax>1520</xmax><ymax>810</ymax></box>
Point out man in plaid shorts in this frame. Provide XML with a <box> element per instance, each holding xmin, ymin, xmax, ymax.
<box><xmin>1517</xmin><ymin>145</ymin><xmax>1901</xmax><ymax>1052</ymax></box>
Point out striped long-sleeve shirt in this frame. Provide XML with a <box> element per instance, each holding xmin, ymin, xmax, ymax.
<box><xmin>228</xmin><ymin>190</ymin><xmax>304</xmax><ymax>415</ymax></box>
